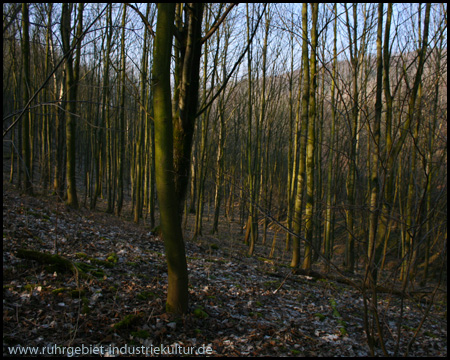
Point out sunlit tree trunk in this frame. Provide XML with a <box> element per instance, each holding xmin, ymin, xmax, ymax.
<box><xmin>377</xmin><ymin>3</ymin><xmax>430</xmax><ymax>282</ymax></box>
<box><xmin>302</xmin><ymin>3</ymin><xmax>318</xmax><ymax>271</ymax></box>
<box><xmin>291</xmin><ymin>3</ymin><xmax>309</xmax><ymax>268</ymax></box>
<box><xmin>152</xmin><ymin>3</ymin><xmax>188</xmax><ymax>314</ymax></box>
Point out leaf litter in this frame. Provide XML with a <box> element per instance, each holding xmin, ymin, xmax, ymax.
<box><xmin>3</xmin><ymin>186</ymin><xmax>447</xmax><ymax>356</ymax></box>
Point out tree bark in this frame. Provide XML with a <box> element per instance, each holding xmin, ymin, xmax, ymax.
<box><xmin>172</xmin><ymin>3</ymin><xmax>205</xmax><ymax>214</ymax></box>
<box><xmin>61</xmin><ymin>3</ymin><xmax>83</xmax><ymax>209</ymax></box>
<box><xmin>302</xmin><ymin>3</ymin><xmax>318</xmax><ymax>271</ymax></box>
<box><xmin>21</xmin><ymin>3</ymin><xmax>33</xmax><ymax>195</ymax></box>
<box><xmin>291</xmin><ymin>3</ymin><xmax>309</xmax><ymax>268</ymax></box>
<box><xmin>152</xmin><ymin>3</ymin><xmax>188</xmax><ymax>314</ymax></box>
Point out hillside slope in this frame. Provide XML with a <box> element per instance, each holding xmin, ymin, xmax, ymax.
<box><xmin>3</xmin><ymin>183</ymin><xmax>447</xmax><ymax>357</ymax></box>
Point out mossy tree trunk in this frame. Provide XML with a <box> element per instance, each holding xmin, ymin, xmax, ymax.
<box><xmin>302</xmin><ymin>3</ymin><xmax>318</xmax><ymax>271</ymax></box>
<box><xmin>376</xmin><ymin>3</ymin><xmax>431</xmax><ymax>282</ymax></box>
<box><xmin>291</xmin><ymin>3</ymin><xmax>309</xmax><ymax>268</ymax></box>
<box><xmin>152</xmin><ymin>3</ymin><xmax>188</xmax><ymax>314</ymax></box>
<box><xmin>61</xmin><ymin>3</ymin><xmax>84</xmax><ymax>209</ymax></box>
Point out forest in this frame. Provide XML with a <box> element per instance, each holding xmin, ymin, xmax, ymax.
<box><xmin>2</xmin><ymin>3</ymin><xmax>447</xmax><ymax>357</ymax></box>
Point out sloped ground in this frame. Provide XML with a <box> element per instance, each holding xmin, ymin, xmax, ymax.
<box><xmin>3</xmin><ymin>183</ymin><xmax>447</xmax><ymax>356</ymax></box>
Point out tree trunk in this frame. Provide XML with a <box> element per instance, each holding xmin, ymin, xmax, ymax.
<box><xmin>172</xmin><ymin>3</ymin><xmax>205</xmax><ymax>214</ymax></box>
<box><xmin>116</xmin><ymin>5</ymin><xmax>126</xmax><ymax>217</ymax></box>
<box><xmin>367</xmin><ymin>2</ymin><xmax>384</xmax><ymax>285</ymax></box>
<box><xmin>91</xmin><ymin>4</ymin><xmax>112</xmax><ymax>210</ymax></box>
<box><xmin>152</xmin><ymin>3</ymin><xmax>188</xmax><ymax>314</ymax></box>
<box><xmin>21</xmin><ymin>3</ymin><xmax>33</xmax><ymax>195</ymax></box>
<box><xmin>302</xmin><ymin>3</ymin><xmax>318</xmax><ymax>271</ymax></box>
<box><xmin>324</xmin><ymin>3</ymin><xmax>338</xmax><ymax>272</ymax></box>
<box><xmin>343</xmin><ymin>3</ymin><xmax>360</xmax><ymax>273</ymax></box>
<box><xmin>291</xmin><ymin>3</ymin><xmax>309</xmax><ymax>268</ymax></box>
<box><xmin>61</xmin><ymin>3</ymin><xmax>83</xmax><ymax>209</ymax></box>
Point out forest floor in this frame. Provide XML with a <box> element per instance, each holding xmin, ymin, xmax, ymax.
<box><xmin>2</xmin><ymin>181</ymin><xmax>447</xmax><ymax>357</ymax></box>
